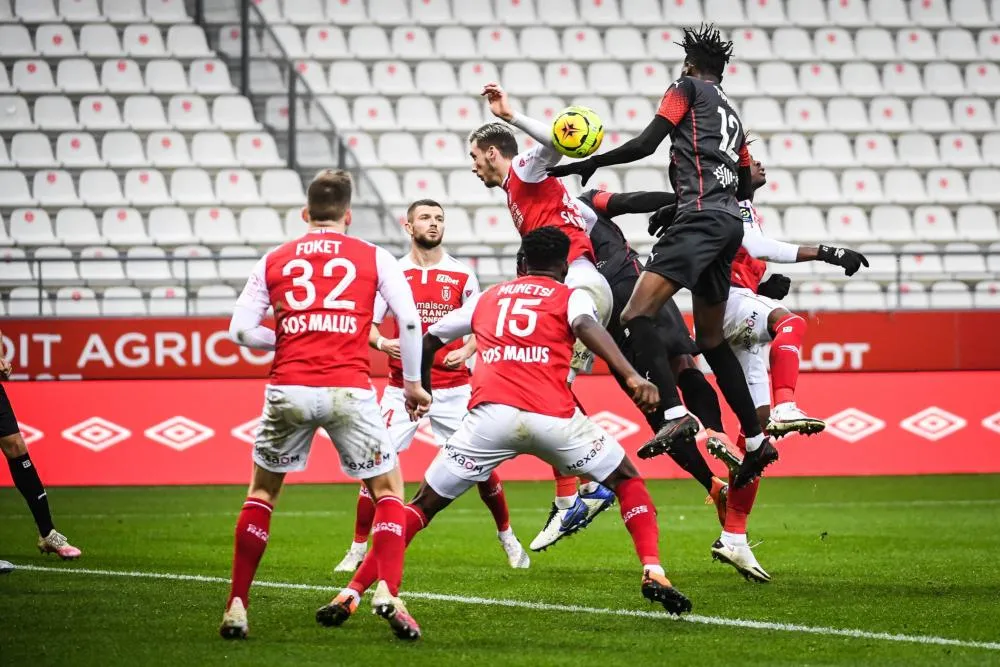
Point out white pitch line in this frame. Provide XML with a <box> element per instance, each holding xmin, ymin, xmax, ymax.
<box><xmin>8</xmin><ymin>564</ymin><xmax>1000</xmax><ymax>652</ymax></box>
<box><xmin>27</xmin><ymin>498</ymin><xmax>1000</xmax><ymax>521</ymax></box>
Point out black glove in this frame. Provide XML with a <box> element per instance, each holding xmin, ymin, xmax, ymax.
<box><xmin>757</xmin><ymin>274</ymin><xmax>791</xmax><ymax>300</ymax></box>
<box><xmin>817</xmin><ymin>245</ymin><xmax>869</xmax><ymax>277</ymax></box>
<box><xmin>546</xmin><ymin>159</ymin><xmax>598</xmax><ymax>186</ymax></box>
<box><xmin>647</xmin><ymin>203</ymin><xmax>677</xmax><ymax>238</ymax></box>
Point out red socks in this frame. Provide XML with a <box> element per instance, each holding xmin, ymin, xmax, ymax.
<box><xmin>349</xmin><ymin>502</ymin><xmax>428</xmax><ymax>596</ymax></box>
<box><xmin>725</xmin><ymin>432</ymin><xmax>760</xmax><ymax>534</ymax></box>
<box><xmin>371</xmin><ymin>496</ymin><xmax>406</xmax><ymax>596</ymax></box>
<box><xmin>770</xmin><ymin>313</ymin><xmax>806</xmax><ymax>406</ymax></box>
<box><xmin>477</xmin><ymin>471</ymin><xmax>511</xmax><ymax>532</ymax></box>
<box><xmin>228</xmin><ymin>497</ymin><xmax>273</xmax><ymax>607</ymax></box>
<box><xmin>615</xmin><ymin>477</ymin><xmax>661</xmax><ymax>566</ymax></box>
<box><xmin>553</xmin><ymin>467</ymin><xmax>578</xmax><ymax>498</ymax></box>
<box><xmin>353</xmin><ymin>485</ymin><xmax>376</xmax><ymax>543</ymax></box>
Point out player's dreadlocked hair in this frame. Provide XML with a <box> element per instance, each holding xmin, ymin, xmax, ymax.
<box><xmin>519</xmin><ymin>227</ymin><xmax>570</xmax><ymax>273</ymax></box>
<box><xmin>677</xmin><ymin>24</ymin><xmax>734</xmax><ymax>82</ymax></box>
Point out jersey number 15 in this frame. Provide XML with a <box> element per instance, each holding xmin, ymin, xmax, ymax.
<box><xmin>494</xmin><ymin>297</ymin><xmax>541</xmax><ymax>337</ymax></box>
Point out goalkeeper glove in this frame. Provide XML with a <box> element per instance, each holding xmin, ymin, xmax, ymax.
<box><xmin>817</xmin><ymin>245</ymin><xmax>869</xmax><ymax>277</ymax></box>
<box><xmin>757</xmin><ymin>274</ymin><xmax>791</xmax><ymax>300</ymax></box>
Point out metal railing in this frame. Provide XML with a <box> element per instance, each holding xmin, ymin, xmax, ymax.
<box><xmin>3</xmin><ymin>250</ymin><xmax>996</xmax><ymax>316</ymax></box>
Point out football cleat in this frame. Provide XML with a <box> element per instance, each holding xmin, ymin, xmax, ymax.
<box><xmin>767</xmin><ymin>402</ymin><xmax>826</xmax><ymax>439</ymax></box>
<box><xmin>371</xmin><ymin>581</ymin><xmax>421</xmax><ymax>641</ymax></box>
<box><xmin>37</xmin><ymin>530</ymin><xmax>81</xmax><ymax>560</ymax></box>
<box><xmin>219</xmin><ymin>597</ymin><xmax>249</xmax><ymax>640</ymax></box>
<box><xmin>705</xmin><ymin>429</ymin><xmax>742</xmax><ymax>476</ymax></box>
<box><xmin>498</xmin><ymin>531</ymin><xmax>530</xmax><ymax>569</ymax></box>
<box><xmin>706</xmin><ymin>477</ymin><xmax>728</xmax><ymax>527</ymax></box>
<box><xmin>0</xmin><ymin>560</ymin><xmax>14</xmax><ymax>574</ymax></box>
<box><xmin>641</xmin><ymin>569</ymin><xmax>693</xmax><ymax>615</ymax></box>
<box><xmin>316</xmin><ymin>590</ymin><xmax>359</xmax><ymax>627</ymax></box>
<box><xmin>733</xmin><ymin>438</ymin><xmax>779</xmax><ymax>489</ymax></box>
<box><xmin>579</xmin><ymin>483</ymin><xmax>616</xmax><ymax>524</ymax></box>
<box><xmin>529</xmin><ymin>497</ymin><xmax>589</xmax><ymax>552</ymax></box>
<box><xmin>711</xmin><ymin>538</ymin><xmax>771</xmax><ymax>583</ymax></box>
<box><xmin>333</xmin><ymin>541</ymin><xmax>368</xmax><ymax>573</ymax></box>
<box><xmin>637</xmin><ymin>413</ymin><xmax>700</xmax><ymax>460</ymax></box>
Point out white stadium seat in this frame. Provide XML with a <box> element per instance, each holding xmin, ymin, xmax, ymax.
<box><xmin>124</xmin><ymin>95</ymin><xmax>168</xmax><ymax>131</ymax></box>
<box><xmin>842</xmin><ymin>282</ymin><xmax>887</xmax><ymax>310</ymax></box>
<box><xmin>148</xmin><ymin>207</ymin><xmax>196</xmax><ymax>246</ymax></box>
<box><xmin>55</xmin><ymin>287</ymin><xmax>99</xmax><ymax>317</ymax></box>
<box><xmin>215</xmin><ymin>169</ymin><xmax>260</xmax><ymax>206</ymax></box>
<box><xmin>35</xmin><ymin>247</ymin><xmax>80</xmax><ymax>287</ymax></box>
<box><xmin>102</xmin><ymin>286</ymin><xmax>147</xmax><ymax>316</ymax></box>
<box><xmin>195</xmin><ymin>284</ymin><xmax>235</xmax><ymax>315</ymax></box>
<box><xmin>191</xmin><ymin>132</ymin><xmax>238</xmax><ymax>168</ymax></box>
<box><xmin>11</xmin><ymin>132</ymin><xmax>56</xmax><ymax>168</ymax></box>
<box><xmin>171</xmin><ymin>246</ymin><xmax>216</xmax><ymax>284</ymax></box>
<box><xmin>147</xmin><ymin>131</ymin><xmax>190</xmax><ymax>167</ymax></box>
<box><xmin>125</xmin><ymin>168</ymin><xmax>172</xmax><ymax>206</ymax></box>
<box><xmin>103</xmin><ymin>131</ymin><xmax>146</xmax><ymax>167</ymax></box>
<box><xmin>957</xmin><ymin>206</ymin><xmax>999</xmax><ymax>242</ymax></box>
<box><xmin>126</xmin><ymin>246</ymin><xmax>173</xmax><ymax>285</ymax></box>
<box><xmin>150</xmin><ymin>286</ymin><xmax>189</xmax><ymax>316</ymax></box>
<box><xmin>79</xmin><ymin>246</ymin><xmax>126</xmax><ymax>286</ymax></box>
<box><xmin>101</xmin><ymin>207</ymin><xmax>150</xmax><ymax>246</ymax></box>
<box><xmin>79</xmin><ymin>169</ymin><xmax>128</xmax><ymax>207</ymax></box>
<box><xmin>170</xmin><ymin>168</ymin><xmax>216</xmax><ymax>207</ymax></box>
<box><xmin>217</xmin><ymin>246</ymin><xmax>259</xmax><ymax>282</ymax></box>
<box><xmin>10</xmin><ymin>209</ymin><xmax>56</xmax><ymax>246</ymax></box>
<box><xmin>56</xmin><ymin>208</ymin><xmax>102</xmax><ymax>246</ymax></box>
<box><xmin>34</xmin><ymin>169</ymin><xmax>81</xmax><ymax>206</ymax></box>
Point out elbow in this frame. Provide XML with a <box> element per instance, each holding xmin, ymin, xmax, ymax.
<box><xmin>228</xmin><ymin>321</ymin><xmax>246</xmax><ymax>346</ymax></box>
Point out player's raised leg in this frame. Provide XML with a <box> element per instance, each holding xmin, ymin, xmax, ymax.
<box><xmin>766</xmin><ymin>308</ymin><xmax>825</xmax><ymax>437</ymax></box>
<box><xmin>0</xmin><ymin>381</ymin><xmax>81</xmax><ymax>561</ymax></box>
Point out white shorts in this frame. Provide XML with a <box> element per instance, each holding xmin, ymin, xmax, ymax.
<box><xmin>565</xmin><ymin>257</ymin><xmax>613</xmax><ymax>376</ymax></box>
<box><xmin>723</xmin><ymin>287</ymin><xmax>782</xmax><ymax>408</ymax></box>
<box><xmin>424</xmin><ymin>403</ymin><xmax>626</xmax><ymax>499</ymax></box>
<box><xmin>252</xmin><ymin>384</ymin><xmax>396</xmax><ymax>479</ymax></box>
<box><xmin>380</xmin><ymin>383</ymin><xmax>471</xmax><ymax>453</ymax></box>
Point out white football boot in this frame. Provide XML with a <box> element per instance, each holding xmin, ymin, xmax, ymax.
<box><xmin>333</xmin><ymin>541</ymin><xmax>367</xmax><ymax>573</ymax></box>
<box><xmin>0</xmin><ymin>560</ymin><xmax>14</xmax><ymax>574</ymax></box>
<box><xmin>528</xmin><ymin>497</ymin><xmax>589</xmax><ymax>552</ymax></box>
<box><xmin>711</xmin><ymin>537</ymin><xmax>771</xmax><ymax>583</ymax></box>
<box><xmin>37</xmin><ymin>530</ymin><xmax>82</xmax><ymax>560</ymax></box>
<box><xmin>219</xmin><ymin>597</ymin><xmax>249</xmax><ymax>639</ymax></box>
<box><xmin>498</xmin><ymin>530</ymin><xmax>530</xmax><ymax>568</ymax></box>
<box><xmin>767</xmin><ymin>402</ymin><xmax>826</xmax><ymax>439</ymax></box>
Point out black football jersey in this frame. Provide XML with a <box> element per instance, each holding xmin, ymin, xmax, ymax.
<box><xmin>576</xmin><ymin>190</ymin><xmax>640</xmax><ymax>285</ymax></box>
<box><xmin>657</xmin><ymin>76</ymin><xmax>749</xmax><ymax>220</ymax></box>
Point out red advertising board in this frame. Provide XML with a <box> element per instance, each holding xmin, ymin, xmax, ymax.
<box><xmin>3</xmin><ymin>371</ymin><xmax>1000</xmax><ymax>487</ymax></box>
<box><xmin>1</xmin><ymin>312</ymin><xmax>998</xmax><ymax>380</ymax></box>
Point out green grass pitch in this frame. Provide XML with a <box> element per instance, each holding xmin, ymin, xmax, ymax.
<box><xmin>2</xmin><ymin>475</ymin><xmax>999</xmax><ymax>666</ymax></box>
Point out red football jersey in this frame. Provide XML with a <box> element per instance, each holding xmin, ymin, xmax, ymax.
<box><xmin>468</xmin><ymin>276</ymin><xmax>584</xmax><ymax>418</ymax></box>
<box><xmin>262</xmin><ymin>230</ymin><xmax>378</xmax><ymax>388</ymax></box>
<box><xmin>379</xmin><ymin>254</ymin><xmax>479</xmax><ymax>390</ymax></box>
<box><xmin>503</xmin><ymin>146</ymin><xmax>596</xmax><ymax>264</ymax></box>
<box><xmin>730</xmin><ymin>199</ymin><xmax>767</xmax><ymax>293</ymax></box>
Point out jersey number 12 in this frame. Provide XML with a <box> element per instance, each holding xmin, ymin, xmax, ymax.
<box><xmin>716</xmin><ymin>107</ymin><xmax>742</xmax><ymax>162</ymax></box>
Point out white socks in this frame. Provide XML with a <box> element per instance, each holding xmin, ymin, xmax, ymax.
<box><xmin>498</xmin><ymin>527</ymin><xmax>514</xmax><ymax>540</ymax></box>
<box><xmin>342</xmin><ymin>588</ymin><xmax>361</xmax><ymax>605</ymax></box>
<box><xmin>644</xmin><ymin>563</ymin><xmax>665</xmax><ymax>577</ymax></box>
<box><xmin>663</xmin><ymin>405</ymin><xmax>688</xmax><ymax>421</ymax></box>
<box><xmin>745</xmin><ymin>433</ymin><xmax>765</xmax><ymax>452</ymax></box>
<box><xmin>721</xmin><ymin>531</ymin><xmax>748</xmax><ymax>547</ymax></box>
<box><xmin>554</xmin><ymin>494</ymin><xmax>578</xmax><ymax>510</ymax></box>
<box><xmin>579</xmin><ymin>481</ymin><xmax>600</xmax><ymax>495</ymax></box>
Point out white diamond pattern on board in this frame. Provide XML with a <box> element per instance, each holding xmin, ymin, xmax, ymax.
<box><xmin>824</xmin><ymin>408</ymin><xmax>886</xmax><ymax>443</ymax></box>
<box><xmin>62</xmin><ymin>417</ymin><xmax>131</xmax><ymax>452</ymax></box>
<box><xmin>17</xmin><ymin>422</ymin><xmax>44</xmax><ymax>446</ymax></box>
<box><xmin>145</xmin><ymin>416</ymin><xmax>215</xmax><ymax>451</ymax></box>
<box><xmin>900</xmin><ymin>407</ymin><xmax>967</xmax><ymax>442</ymax></box>
<box><xmin>231</xmin><ymin>418</ymin><xmax>260</xmax><ymax>445</ymax></box>
<box><xmin>590</xmin><ymin>411</ymin><xmax>641</xmax><ymax>440</ymax></box>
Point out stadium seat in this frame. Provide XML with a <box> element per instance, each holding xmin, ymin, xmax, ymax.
<box><xmin>825</xmin><ymin>206</ymin><xmax>871</xmax><ymax>243</ymax></box>
<box><xmin>912</xmin><ymin>97</ymin><xmax>952</xmax><ymax>131</ymax></box>
<box><xmin>100</xmin><ymin>58</ymin><xmax>144</xmax><ymax>94</ymax></box>
<box><xmin>79</xmin><ymin>246</ymin><xmax>126</xmax><ymax>286</ymax></box>
<box><xmin>929</xmin><ymin>281</ymin><xmax>973</xmax><ymax>309</ymax></box>
<box><xmin>0</xmin><ymin>172</ymin><xmax>35</xmax><ymax>208</ymax></box>
<box><xmin>34</xmin><ymin>169</ymin><xmax>81</xmax><ymax>206</ymax></box>
<box><xmin>213</xmin><ymin>95</ymin><xmax>260</xmax><ymax>131</ymax></box>
<box><xmin>898</xmin><ymin>132</ymin><xmax>939</xmax><ymax>167</ymax></box>
<box><xmin>238</xmin><ymin>207</ymin><xmax>285</xmax><ymax>245</ymax></box>
<box><xmin>782</xmin><ymin>206</ymin><xmax>827</xmax><ymax>243</ymax></box>
<box><xmin>631</xmin><ymin>61</ymin><xmax>672</xmax><ymax>96</ymax></box>
<box><xmin>841</xmin><ymin>281</ymin><xmax>887</xmax><ymax>310</ymax></box>
<box><xmin>7</xmin><ymin>287</ymin><xmax>53</xmax><ymax>316</ymax></box>
<box><xmin>605</xmin><ymin>27</ymin><xmax>645</xmax><ymax>61</ymax></box>
<box><xmin>101</xmin><ymin>286</ymin><xmax>146</xmax><ymax>316</ymax></box>
<box><xmin>564</xmin><ymin>27</ymin><xmax>605</xmax><ymax>61</ymax></box>
<box><xmin>103</xmin><ymin>131</ymin><xmax>146</xmax><ymax>167</ymax></box>
<box><xmin>146</xmin><ymin>131</ymin><xmax>189</xmax><ymax>167</ymax></box>
<box><xmin>0</xmin><ymin>25</ymin><xmax>34</xmax><ymax>57</ymax></box>
<box><xmin>349</xmin><ymin>26</ymin><xmax>392</xmax><ymax>60</ymax></box>
<box><xmin>937</xmin><ymin>29</ymin><xmax>978</xmax><ymax>62</ymax></box>
<box><xmin>783</xmin><ymin>97</ymin><xmax>823</xmax><ymax>132</ymax></box>
<box><xmin>414</xmin><ymin>61</ymin><xmax>458</xmax><ymax>96</ymax></box>
<box><xmin>217</xmin><ymin>25</ymin><xmax>256</xmax><ymax>59</ymax></box>
<box><xmin>824</xmin><ymin>97</ymin><xmax>866</xmax><ymax>132</ymax></box>
<box><xmin>102</xmin><ymin>207</ymin><xmax>151</xmax><ymax>246</ymax></box>
<box><xmin>900</xmin><ymin>242</ymin><xmax>946</xmax><ymax>281</ymax></box>
<box><xmin>587</xmin><ymin>62</ymin><xmax>630</xmax><ymax>96</ymax></box>
<box><xmin>974</xmin><ymin>281</ymin><xmax>1000</xmax><ymax>308</ymax></box>
<box><xmin>11</xmin><ymin>132</ymin><xmax>56</xmax><ymax>168</ymax></box>
<box><xmin>378</xmin><ymin>132</ymin><xmax>422</xmax><ymax>168</ymax></box>
<box><xmin>192</xmin><ymin>132</ymin><xmax>239</xmax><ymax>168</ymax></box>
<box><xmin>768</xmin><ymin>133</ymin><xmax>811</xmax><ymax>168</ymax></box>
<box><xmin>956</xmin><ymin>205</ymin><xmax>998</xmax><ymax>242</ymax></box>
<box><xmin>886</xmin><ymin>281</ymin><xmax>928</xmax><ymax>309</ymax></box>
<box><xmin>13</xmin><ymin>60</ymin><xmax>56</xmax><ymax>93</ymax></box>
<box><xmin>897</xmin><ymin>28</ymin><xmax>937</xmax><ymax>62</ymax></box>
<box><xmin>58</xmin><ymin>59</ymin><xmax>104</xmax><ymax>94</ymax></box>
<box><xmin>170</xmin><ymin>168</ymin><xmax>216</xmax><ymax>207</ymax></box>
<box><xmin>79</xmin><ymin>95</ymin><xmax>123</xmax><ymax>130</ymax></box>
<box><xmin>870</xmin><ymin>96</ymin><xmax>911</xmax><ymax>131</ymax></box>
<box><xmin>353</xmin><ymin>95</ymin><xmax>396</xmax><ymax>131</ymax></box>
<box><xmin>10</xmin><ymin>209</ymin><xmax>56</xmax><ymax>246</ymax></box>
<box><xmin>190</xmin><ymin>59</ymin><xmax>234</xmax><ymax>93</ymax></box>
<box><xmin>473</xmin><ymin>208</ymin><xmax>519</xmax><ymax>244</ymax></box>
<box><xmin>290</xmin><ymin>60</ymin><xmax>326</xmax><ymax>93</ymax></box>
<box><xmin>799</xmin><ymin>168</ymin><xmax>841</xmax><ymax>205</ymax></box>
<box><xmin>453</xmin><ymin>0</ymin><xmax>497</xmax><ymax>25</ymax></box>
<box><xmin>883</xmin><ymin>62</ymin><xmax>924</xmax><ymax>96</ymax></box>
<box><xmin>217</xmin><ymin>246</ymin><xmax>259</xmax><ymax>283</ymax></box>
<box><xmin>611</xmin><ymin>96</ymin><xmax>652</xmax><ymax>132</ymax></box>
<box><xmin>926</xmin><ymin>169</ymin><xmax>968</xmax><ymax>204</ymax></box>
<box><xmin>646</xmin><ymin>27</ymin><xmax>684</xmax><ymax>63</ymax></box>
<box><xmin>125</xmin><ymin>246</ymin><xmax>172</xmax><ymax>285</ymax></box>
<box><xmin>811</xmin><ymin>133</ymin><xmax>854</xmax><ymax>168</ymax></box>
<box><xmin>53</xmin><ymin>287</ymin><xmax>99</xmax><ymax>317</ymax></box>
<box><xmin>440</xmin><ymin>95</ymin><xmax>483</xmax><ymax>132</ymax></box>
<box><xmin>759</xmin><ymin>62</ymin><xmax>799</xmax><ymax>96</ymax></box>
<box><xmin>170</xmin><ymin>245</ymin><xmax>215</xmax><ymax>284</ymax></box>
<box><xmin>939</xmin><ymin>133</ymin><xmax>982</xmax><ymax>167</ymax></box>
<box><xmin>123</xmin><ymin>24</ymin><xmax>166</xmax><ymax>57</ymax></box>
<box><xmin>885</xmin><ymin>168</ymin><xmax>929</xmax><ymax>205</ymax></box>
<box><xmin>400</xmin><ymin>169</ymin><xmax>446</xmax><ymax>204</ymax></box>
<box><xmin>261</xmin><ymin>170</ymin><xmax>305</xmax><ymax>208</ymax></box>
<box><xmin>478</xmin><ymin>26</ymin><xmax>519</xmax><ymax>61</ymax></box>
<box><xmin>79</xmin><ymin>169</ymin><xmax>128</xmax><ymax>207</ymax></box>
<box><xmin>412</xmin><ymin>0</ymin><xmax>456</xmax><ymax>26</ymax></box>
<box><xmin>704</xmin><ymin>0</ymin><xmax>745</xmax><ymax>27</ymax></box>
<box><xmin>190</xmin><ymin>206</ymin><xmax>238</xmax><ymax>246</ymax></box>
<box><xmin>148</xmin><ymin>207</ymin><xmax>196</xmax><ymax>246</ymax></box>
<box><xmin>0</xmin><ymin>96</ymin><xmax>32</xmax><ymax>131</ymax></box>
<box><xmin>1</xmin><ymin>248</ymin><xmax>34</xmax><ymax>286</ymax></box>
<box><xmin>34</xmin><ymin>247</ymin><xmax>78</xmax><ymax>286</ymax></box>
<box><xmin>148</xmin><ymin>286</ymin><xmax>188</xmax><ymax>316</ymax></box>
<box><xmin>983</xmin><ymin>133</ymin><xmax>1000</xmax><ymax>167</ymax></box>
<box><xmin>797</xmin><ymin>281</ymin><xmax>842</xmax><ymax>311</ymax></box>
<box><xmin>434</xmin><ymin>26</ymin><xmax>476</xmax><ymax>60</ymax></box>
<box><xmin>144</xmin><ymin>59</ymin><xmax>188</xmax><ymax>94</ymax></box>
<box><xmin>924</xmin><ymin>62</ymin><xmax>965</xmax><ymax>96</ymax></box>
<box><xmin>304</xmin><ymin>26</ymin><xmax>348</xmax><ymax>59</ymax></box>
<box><xmin>942</xmin><ymin>242</ymin><xmax>989</xmax><ymax>281</ymax></box>
<box><xmin>855</xmin><ymin>29</ymin><xmax>895</xmax><ymax>62</ymax></box>
<box><xmin>854</xmin><ymin>133</ymin><xmax>896</xmax><ymax>167</ymax></box>
<box><xmin>194</xmin><ymin>284</ymin><xmax>236</xmax><ymax>315</ymax></box>
<box><xmin>212</xmin><ymin>169</ymin><xmax>257</xmax><ymax>207</ymax></box>
<box><xmin>954</xmin><ymin>97</ymin><xmax>994</xmax><ymax>131</ymax></box>
<box><xmin>799</xmin><ymin>62</ymin><xmax>840</xmax><ymax>95</ymax></box>
<box><xmin>125</xmin><ymin>168</ymin><xmax>172</xmax><ymax>206</ymax></box>
<box><xmin>967</xmin><ymin>62</ymin><xmax>1000</xmax><ymax>95</ymax></box>
<box><xmin>970</xmin><ymin>169</ymin><xmax>1000</xmax><ymax>204</ymax></box>
<box><xmin>167</xmin><ymin>24</ymin><xmax>211</xmax><ymax>57</ymax></box>
<box><xmin>55</xmin><ymin>208</ymin><xmax>103</xmax><ymax>246</ymax></box>
<box><xmin>870</xmin><ymin>205</ymin><xmax>914</xmax><ymax>242</ymax></box>
<box><xmin>124</xmin><ymin>95</ymin><xmax>168</xmax><ymax>130</ymax></box>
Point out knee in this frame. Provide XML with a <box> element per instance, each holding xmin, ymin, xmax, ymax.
<box><xmin>0</xmin><ymin>434</ymin><xmax>28</xmax><ymax>459</ymax></box>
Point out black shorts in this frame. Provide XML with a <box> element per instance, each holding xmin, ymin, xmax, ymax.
<box><xmin>643</xmin><ymin>209</ymin><xmax>744</xmax><ymax>305</ymax></box>
<box><xmin>607</xmin><ymin>272</ymin><xmax>699</xmax><ymax>360</ymax></box>
<box><xmin>0</xmin><ymin>385</ymin><xmax>20</xmax><ymax>438</ymax></box>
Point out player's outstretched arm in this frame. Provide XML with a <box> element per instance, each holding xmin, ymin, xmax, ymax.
<box><xmin>482</xmin><ymin>82</ymin><xmax>563</xmax><ymax>170</ymax></box>
<box><xmin>229</xmin><ymin>256</ymin><xmax>276</xmax><ymax>351</ymax></box>
<box><xmin>568</xmin><ymin>292</ymin><xmax>659</xmax><ymax>413</ymax></box>
<box><xmin>547</xmin><ymin>116</ymin><xmax>671</xmax><ymax>186</ymax></box>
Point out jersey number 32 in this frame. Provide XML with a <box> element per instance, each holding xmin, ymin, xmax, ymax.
<box><xmin>282</xmin><ymin>258</ymin><xmax>357</xmax><ymax>311</ymax></box>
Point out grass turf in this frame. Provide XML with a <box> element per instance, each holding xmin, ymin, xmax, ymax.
<box><xmin>1</xmin><ymin>475</ymin><xmax>999</xmax><ymax>666</ymax></box>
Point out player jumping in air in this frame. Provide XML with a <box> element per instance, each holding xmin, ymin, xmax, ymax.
<box><xmin>332</xmin><ymin>198</ymin><xmax>528</xmax><ymax>573</ymax></box>
<box><xmin>318</xmin><ymin>228</ymin><xmax>693</xmax><ymax>626</ymax></box>
<box><xmin>0</xmin><ymin>342</ymin><xmax>82</xmax><ymax>564</ymax></box>
<box><xmin>658</xmin><ymin>156</ymin><xmax>864</xmax><ymax>581</ymax></box>
<box><xmin>225</xmin><ymin>170</ymin><xmax>431</xmax><ymax>641</ymax></box>
<box><xmin>548</xmin><ymin>25</ymin><xmax>776</xmax><ymax>489</ymax></box>
<box><xmin>470</xmin><ymin>83</ymin><xmax>619</xmax><ymax>551</ymax></box>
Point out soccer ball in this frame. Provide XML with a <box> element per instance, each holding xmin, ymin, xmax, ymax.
<box><xmin>551</xmin><ymin>106</ymin><xmax>604</xmax><ymax>159</ymax></box>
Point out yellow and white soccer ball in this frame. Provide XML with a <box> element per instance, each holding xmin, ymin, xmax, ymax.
<box><xmin>551</xmin><ymin>105</ymin><xmax>604</xmax><ymax>159</ymax></box>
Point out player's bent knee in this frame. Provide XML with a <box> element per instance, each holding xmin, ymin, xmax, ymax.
<box><xmin>365</xmin><ymin>466</ymin><xmax>404</xmax><ymax>501</ymax></box>
<box><xmin>409</xmin><ymin>482</ymin><xmax>452</xmax><ymax>523</ymax></box>
<box><xmin>598</xmin><ymin>456</ymin><xmax>641</xmax><ymax>491</ymax></box>
<box><xmin>248</xmin><ymin>463</ymin><xmax>285</xmax><ymax>504</ymax></box>
<box><xmin>0</xmin><ymin>433</ymin><xmax>28</xmax><ymax>459</ymax></box>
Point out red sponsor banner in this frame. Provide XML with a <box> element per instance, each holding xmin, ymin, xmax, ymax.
<box><xmin>3</xmin><ymin>371</ymin><xmax>1000</xmax><ymax>487</ymax></box>
<box><xmin>2</xmin><ymin>312</ymin><xmax>998</xmax><ymax>380</ymax></box>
